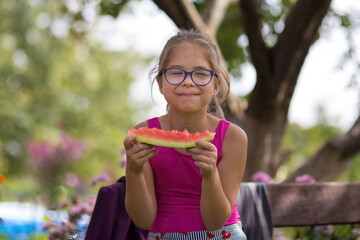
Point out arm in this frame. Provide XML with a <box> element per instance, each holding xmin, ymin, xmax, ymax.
<box><xmin>187</xmin><ymin>123</ymin><xmax>247</xmax><ymax>230</ymax></box>
<box><xmin>124</xmin><ymin>123</ymin><xmax>158</xmax><ymax>230</ymax></box>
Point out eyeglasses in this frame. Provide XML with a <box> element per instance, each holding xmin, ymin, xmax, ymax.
<box><xmin>163</xmin><ymin>68</ymin><xmax>215</xmax><ymax>86</ymax></box>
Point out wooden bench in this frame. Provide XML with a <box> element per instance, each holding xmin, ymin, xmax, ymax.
<box><xmin>266</xmin><ymin>182</ymin><xmax>360</xmax><ymax>227</ymax></box>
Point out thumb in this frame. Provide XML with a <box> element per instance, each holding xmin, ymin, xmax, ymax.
<box><xmin>123</xmin><ymin>135</ymin><xmax>136</xmax><ymax>150</ymax></box>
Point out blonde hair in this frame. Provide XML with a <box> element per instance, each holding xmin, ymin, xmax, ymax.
<box><xmin>150</xmin><ymin>29</ymin><xmax>230</xmax><ymax>119</ymax></box>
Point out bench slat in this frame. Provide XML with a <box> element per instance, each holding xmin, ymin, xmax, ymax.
<box><xmin>266</xmin><ymin>182</ymin><xmax>360</xmax><ymax>227</ymax></box>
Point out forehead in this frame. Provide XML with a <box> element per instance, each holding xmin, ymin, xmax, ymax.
<box><xmin>167</xmin><ymin>42</ymin><xmax>210</xmax><ymax>68</ymax></box>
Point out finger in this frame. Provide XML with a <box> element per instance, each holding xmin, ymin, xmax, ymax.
<box><xmin>144</xmin><ymin>148</ymin><xmax>158</xmax><ymax>160</ymax></box>
<box><xmin>193</xmin><ymin>159</ymin><xmax>216</xmax><ymax>177</ymax></box>
<box><xmin>194</xmin><ymin>140</ymin><xmax>216</xmax><ymax>151</ymax></box>
<box><xmin>186</xmin><ymin>143</ymin><xmax>216</xmax><ymax>156</ymax></box>
<box><xmin>191</xmin><ymin>154</ymin><xmax>214</xmax><ymax>164</ymax></box>
<box><xmin>193</xmin><ymin>160</ymin><xmax>203</xmax><ymax>168</ymax></box>
<box><xmin>131</xmin><ymin>142</ymin><xmax>156</xmax><ymax>154</ymax></box>
<box><xmin>134</xmin><ymin>147</ymin><xmax>157</xmax><ymax>159</ymax></box>
<box><xmin>133</xmin><ymin>149</ymin><xmax>158</xmax><ymax>167</ymax></box>
<box><xmin>193</xmin><ymin>160</ymin><xmax>210</xmax><ymax>169</ymax></box>
<box><xmin>123</xmin><ymin>135</ymin><xmax>136</xmax><ymax>149</ymax></box>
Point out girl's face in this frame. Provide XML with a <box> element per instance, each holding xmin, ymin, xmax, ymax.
<box><xmin>158</xmin><ymin>42</ymin><xmax>220</xmax><ymax>115</ymax></box>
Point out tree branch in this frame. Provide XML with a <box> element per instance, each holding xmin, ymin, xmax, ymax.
<box><xmin>152</xmin><ymin>0</ymin><xmax>216</xmax><ymax>41</ymax></box>
<box><xmin>205</xmin><ymin>0</ymin><xmax>238</xmax><ymax>38</ymax></box>
<box><xmin>239</xmin><ymin>0</ymin><xmax>272</xmax><ymax>79</ymax></box>
<box><xmin>152</xmin><ymin>0</ymin><xmax>194</xmax><ymax>29</ymax></box>
<box><xmin>243</xmin><ymin>0</ymin><xmax>332</xmax><ymax>119</ymax></box>
<box><xmin>273</xmin><ymin>0</ymin><xmax>332</xmax><ymax>91</ymax></box>
<box><xmin>153</xmin><ymin>0</ymin><xmax>235</xmax><ymax>43</ymax></box>
<box><xmin>286</xmin><ymin>115</ymin><xmax>360</xmax><ymax>182</ymax></box>
<box><xmin>340</xmin><ymin>115</ymin><xmax>360</xmax><ymax>159</ymax></box>
<box><xmin>178</xmin><ymin>0</ymin><xmax>208</xmax><ymax>33</ymax></box>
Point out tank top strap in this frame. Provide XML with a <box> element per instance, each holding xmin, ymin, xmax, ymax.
<box><xmin>212</xmin><ymin>119</ymin><xmax>231</xmax><ymax>164</ymax></box>
<box><xmin>147</xmin><ymin>117</ymin><xmax>161</xmax><ymax>129</ymax></box>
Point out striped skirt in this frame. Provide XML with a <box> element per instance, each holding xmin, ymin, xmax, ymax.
<box><xmin>148</xmin><ymin>222</ymin><xmax>247</xmax><ymax>240</ymax></box>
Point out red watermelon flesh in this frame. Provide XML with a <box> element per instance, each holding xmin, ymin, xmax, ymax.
<box><xmin>127</xmin><ymin>127</ymin><xmax>215</xmax><ymax>148</ymax></box>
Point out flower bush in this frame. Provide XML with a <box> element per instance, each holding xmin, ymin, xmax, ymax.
<box><xmin>276</xmin><ymin>224</ymin><xmax>360</xmax><ymax>240</ymax></box>
<box><xmin>120</xmin><ymin>146</ymin><xmax>127</xmax><ymax>169</ymax></box>
<box><xmin>295</xmin><ymin>174</ymin><xmax>316</xmax><ymax>184</ymax></box>
<box><xmin>42</xmin><ymin>173</ymin><xmax>110</xmax><ymax>240</ymax></box>
<box><xmin>27</xmin><ymin>132</ymin><xmax>87</xmax><ymax>206</ymax></box>
<box><xmin>251</xmin><ymin>171</ymin><xmax>273</xmax><ymax>184</ymax></box>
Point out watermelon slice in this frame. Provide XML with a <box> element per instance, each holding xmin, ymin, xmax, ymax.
<box><xmin>127</xmin><ymin>127</ymin><xmax>215</xmax><ymax>148</ymax></box>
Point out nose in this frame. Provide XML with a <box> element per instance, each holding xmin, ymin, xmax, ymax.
<box><xmin>182</xmin><ymin>72</ymin><xmax>195</xmax><ymax>86</ymax></box>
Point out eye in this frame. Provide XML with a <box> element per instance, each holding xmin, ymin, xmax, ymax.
<box><xmin>168</xmin><ymin>69</ymin><xmax>183</xmax><ymax>76</ymax></box>
<box><xmin>172</xmin><ymin>71</ymin><xmax>183</xmax><ymax>75</ymax></box>
<box><xmin>194</xmin><ymin>70</ymin><xmax>210</xmax><ymax>77</ymax></box>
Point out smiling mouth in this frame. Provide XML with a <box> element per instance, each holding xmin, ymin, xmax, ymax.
<box><xmin>178</xmin><ymin>93</ymin><xmax>198</xmax><ymax>97</ymax></box>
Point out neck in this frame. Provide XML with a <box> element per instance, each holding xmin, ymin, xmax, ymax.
<box><xmin>163</xmin><ymin>111</ymin><xmax>211</xmax><ymax>133</ymax></box>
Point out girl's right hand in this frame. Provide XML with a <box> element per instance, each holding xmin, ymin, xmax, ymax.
<box><xmin>123</xmin><ymin>135</ymin><xmax>158</xmax><ymax>175</ymax></box>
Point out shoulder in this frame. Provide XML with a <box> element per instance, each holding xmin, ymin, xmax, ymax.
<box><xmin>218</xmin><ymin>122</ymin><xmax>247</xmax><ymax>178</ymax></box>
<box><xmin>133</xmin><ymin>121</ymin><xmax>148</xmax><ymax>129</ymax></box>
<box><xmin>132</xmin><ymin>115</ymin><xmax>167</xmax><ymax>129</ymax></box>
<box><xmin>223</xmin><ymin>122</ymin><xmax>248</xmax><ymax>152</ymax></box>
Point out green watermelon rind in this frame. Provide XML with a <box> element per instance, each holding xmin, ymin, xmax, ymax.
<box><xmin>128</xmin><ymin>128</ymin><xmax>215</xmax><ymax>148</ymax></box>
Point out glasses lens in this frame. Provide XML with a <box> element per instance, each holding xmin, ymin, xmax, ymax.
<box><xmin>165</xmin><ymin>69</ymin><xmax>185</xmax><ymax>84</ymax></box>
<box><xmin>192</xmin><ymin>69</ymin><xmax>212</xmax><ymax>85</ymax></box>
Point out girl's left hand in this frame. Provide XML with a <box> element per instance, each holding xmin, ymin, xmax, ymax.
<box><xmin>186</xmin><ymin>140</ymin><xmax>218</xmax><ymax>178</ymax></box>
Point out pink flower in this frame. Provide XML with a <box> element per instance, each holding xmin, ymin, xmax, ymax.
<box><xmin>89</xmin><ymin>173</ymin><xmax>111</xmax><ymax>187</ymax></box>
<box><xmin>42</xmin><ymin>221</ymin><xmax>57</xmax><ymax>231</ymax></box>
<box><xmin>295</xmin><ymin>174</ymin><xmax>316</xmax><ymax>183</ymax></box>
<box><xmin>251</xmin><ymin>171</ymin><xmax>272</xmax><ymax>184</ymax></box>
<box><xmin>27</xmin><ymin>133</ymin><xmax>87</xmax><ymax>168</ymax></box>
<box><xmin>68</xmin><ymin>203</ymin><xmax>93</xmax><ymax>221</ymax></box>
<box><xmin>315</xmin><ymin>225</ymin><xmax>333</xmax><ymax>235</ymax></box>
<box><xmin>59</xmin><ymin>132</ymin><xmax>87</xmax><ymax>160</ymax></box>
<box><xmin>48</xmin><ymin>222</ymin><xmax>76</xmax><ymax>240</ymax></box>
<box><xmin>120</xmin><ymin>147</ymin><xmax>127</xmax><ymax>168</ymax></box>
<box><xmin>57</xmin><ymin>200</ymin><xmax>71</xmax><ymax>209</ymax></box>
<box><xmin>86</xmin><ymin>197</ymin><xmax>96</xmax><ymax>206</ymax></box>
<box><xmin>27</xmin><ymin>140</ymin><xmax>56</xmax><ymax>167</ymax></box>
<box><xmin>63</xmin><ymin>221</ymin><xmax>76</xmax><ymax>230</ymax></box>
<box><xmin>351</xmin><ymin>228</ymin><xmax>360</xmax><ymax>235</ymax></box>
<box><xmin>273</xmin><ymin>229</ymin><xmax>290</xmax><ymax>240</ymax></box>
<box><xmin>66</xmin><ymin>173</ymin><xmax>82</xmax><ymax>188</ymax></box>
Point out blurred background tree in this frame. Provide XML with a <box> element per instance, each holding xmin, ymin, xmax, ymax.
<box><xmin>1</xmin><ymin>0</ymin><xmax>360</xmax><ymax>206</ymax></box>
<box><xmin>82</xmin><ymin>0</ymin><xmax>360</xmax><ymax>182</ymax></box>
<box><xmin>2</xmin><ymin>2</ymin><xmax>360</xmax><ymax>239</ymax></box>
<box><xmin>0</xmin><ymin>0</ymin><xmax>150</xmax><ymax>204</ymax></box>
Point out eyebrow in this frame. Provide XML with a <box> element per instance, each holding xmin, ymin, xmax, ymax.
<box><xmin>169</xmin><ymin>65</ymin><xmax>210</xmax><ymax>70</ymax></box>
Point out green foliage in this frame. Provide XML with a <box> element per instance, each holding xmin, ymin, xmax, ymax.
<box><xmin>282</xmin><ymin>120</ymin><xmax>360</xmax><ymax>182</ymax></box>
<box><xmin>29</xmin><ymin>233</ymin><xmax>49</xmax><ymax>240</ymax></box>
<box><xmin>0</xmin><ymin>0</ymin><xmax>143</xmax><ymax>201</ymax></box>
<box><xmin>274</xmin><ymin>224</ymin><xmax>360</xmax><ymax>240</ymax></box>
<box><xmin>1</xmin><ymin>0</ymin><xmax>359</xmax><ymax>204</ymax></box>
<box><xmin>217</xmin><ymin>5</ymin><xmax>247</xmax><ymax>74</ymax></box>
<box><xmin>99</xmin><ymin>0</ymin><xmax>136</xmax><ymax>18</ymax></box>
<box><xmin>336</xmin><ymin>154</ymin><xmax>360</xmax><ymax>182</ymax></box>
<box><xmin>282</xmin><ymin>123</ymin><xmax>342</xmax><ymax>173</ymax></box>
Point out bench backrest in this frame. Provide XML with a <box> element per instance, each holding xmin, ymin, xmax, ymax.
<box><xmin>266</xmin><ymin>182</ymin><xmax>360</xmax><ymax>227</ymax></box>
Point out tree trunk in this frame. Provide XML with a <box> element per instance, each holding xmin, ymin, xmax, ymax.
<box><xmin>239</xmin><ymin>0</ymin><xmax>332</xmax><ymax>180</ymax></box>
<box><xmin>152</xmin><ymin>0</ymin><xmax>360</xmax><ymax>182</ymax></box>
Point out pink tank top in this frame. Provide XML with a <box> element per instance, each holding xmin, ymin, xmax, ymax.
<box><xmin>148</xmin><ymin>117</ymin><xmax>240</xmax><ymax>232</ymax></box>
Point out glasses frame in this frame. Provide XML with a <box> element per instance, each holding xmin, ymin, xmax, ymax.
<box><xmin>163</xmin><ymin>67</ymin><xmax>215</xmax><ymax>86</ymax></box>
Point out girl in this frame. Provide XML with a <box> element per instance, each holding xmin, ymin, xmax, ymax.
<box><xmin>123</xmin><ymin>29</ymin><xmax>247</xmax><ymax>240</ymax></box>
